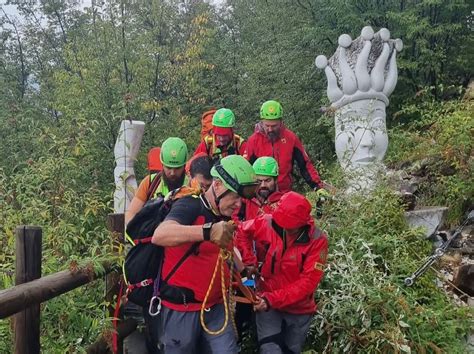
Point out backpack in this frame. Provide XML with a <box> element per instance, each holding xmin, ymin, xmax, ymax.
<box><xmin>123</xmin><ymin>186</ymin><xmax>200</xmax><ymax>307</ymax></box>
<box><xmin>200</xmin><ymin>109</ymin><xmax>217</xmax><ymax>141</ymax></box>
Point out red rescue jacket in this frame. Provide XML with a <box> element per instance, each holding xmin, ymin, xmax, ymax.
<box><xmin>235</xmin><ymin>191</ymin><xmax>284</xmax><ymax>222</ymax></box>
<box><xmin>194</xmin><ymin>134</ymin><xmax>247</xmax><ymax>164</ymax></box>
<box><xmin>233</xmin><ymin>191</ymin><xmax>284</xmax><ymax>260</ymax></box>
<box><xmin>236</xmin><ymin>214</ymin><xmax>328</xmax><ymax>314</ymax></box>
<box><xmin>244</xmin><ymin>123</ymin><xmax>322</xmax><ymax>193</ymax></box>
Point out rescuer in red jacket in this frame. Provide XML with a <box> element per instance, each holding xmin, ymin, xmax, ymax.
<box><xmin>235</xmin><ymin>156</ymin><xmax>284</xmax><ymax>222</ymax></box>
<box><xmin>151</xmin><ymin>155</ymin><xmax>259</xmax><ymax>353</ymax></box>
<box><xmin>194</xmin><ymin>108</ymin><xmax>246</xmax><ymax>165</ymax></box>
<box><xmin>233</xmin><ymin>156</ymin><xmax>284</xmax><ymax>341</ymax></box>
<box><xmin>244</xmin><ymin>100</ymin><xmax>324</xmax><ymax>193</ymax></box>
<box><xmin>236</xmin><ymin>191</ymin><xmax>328</xmax><ymax>354</ymax></box>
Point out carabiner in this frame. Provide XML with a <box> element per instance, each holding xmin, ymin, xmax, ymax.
<box><xmin>148</xmin><ymin>296</ymin><xmax>162</xmax><ymax>317</ymax></box>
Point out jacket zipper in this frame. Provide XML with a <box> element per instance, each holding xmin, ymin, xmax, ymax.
<box><xmin>271</xmin><ymin>250</ymin><xmax>276</xmax><ymax>274</ymax></box>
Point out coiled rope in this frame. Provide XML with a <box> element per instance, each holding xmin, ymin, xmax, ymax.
<box><xmin>200</xmin><ymin>248</ymin><xmax>237</xmax><ymax>336</ymax></box>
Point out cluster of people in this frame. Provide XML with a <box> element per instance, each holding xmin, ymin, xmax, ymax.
<box><xmin>124</xmin><ymin>100</ymin><xmax>329</xmax><ymax>354</ymax></box>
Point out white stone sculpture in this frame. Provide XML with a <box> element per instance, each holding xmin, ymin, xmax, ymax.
<box><xmin>114</xmin><ymin>120</ymin><xmax>146</xmax><ymax>213</ymax></box>
<box><xmin>316</xmin><ymin>26</ymin><xmax>403</xmax><ymax>192</ymax></box>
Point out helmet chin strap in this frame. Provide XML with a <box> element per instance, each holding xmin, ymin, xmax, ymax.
<box><xmin>211</xmin><ymin>185</ymin><xmax>231</xmax><ymax>215</ymax></box>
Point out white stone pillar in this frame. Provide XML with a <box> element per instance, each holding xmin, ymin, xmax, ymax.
<box><xmin>113</xmin><ymin>120</ymin><xmax>146</xmax><ymax>213</ymax></box>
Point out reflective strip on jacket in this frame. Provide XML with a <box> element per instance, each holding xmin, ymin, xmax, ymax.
<box><xmin>194</xmin><ymin>134</ymin><xmax>247</xmax><ymax>162</ymax></box>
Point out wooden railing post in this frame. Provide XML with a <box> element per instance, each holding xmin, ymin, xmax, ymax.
<box><xmin>105</xmin><ymin>213</ymin><xmax>125</xmax><ymax>316</ymax></box>
<box><xmin>14</xmin><ymin>225</ymin><xmax>42</xmax><ymax>354</ymax></box>
<box><xmin>106</xmin><ymin>213</ymin><xmax>125</xmax><ymax>353</ymax></box>
<box><xmin>107</xmin><ymin>213</ymin><xmax>125</xmax><ymax>245</ymax></box>
<box><xmin>0</xmin><ymin>263</ymin><xmax>114</xmax><ymax>319</ymax></box>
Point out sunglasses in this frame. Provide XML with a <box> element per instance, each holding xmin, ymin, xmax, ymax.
<box><xmin>214</xmin><ymin>164</ymin><xmax>258</xmax><ymax>199</ymax></box>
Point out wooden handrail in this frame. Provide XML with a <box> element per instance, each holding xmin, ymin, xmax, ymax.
<box><xmin>0</xmin><ymin>262</ymin><xmax>115</xmax><ymax>319</ymax></box>
<box><xmin>4</xmin><ymin>216</ymin><xmax>125</xmax><ymax>353</ymax></box>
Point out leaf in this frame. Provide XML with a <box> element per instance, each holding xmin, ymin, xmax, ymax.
<box><xmin>399</xmin><ymin>320</ymin><xmax>410</xmax><ymax>328</ymax></box>
<box><xmin>399</xmin><ymin>344</ymin><xmax>411</xmax><ymax>353</ymax></box>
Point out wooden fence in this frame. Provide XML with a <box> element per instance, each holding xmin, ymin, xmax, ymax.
<box><xmin>0</xmin><ymin>214</ymin><xmax>131</xmax><ymax>353</ymax></box>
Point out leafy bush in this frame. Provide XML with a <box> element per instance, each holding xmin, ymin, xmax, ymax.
<box><xmin>0</xmin><ymin>145</ymin><xmax>115</xmax><ymax>351</ymax></box>
<box><xmin>306</xmin><ymin>185</ymin><xmax>473</xmax><ymax>353</ymax></box>
<box><xmin>387</xmin><ymin>97</ymin><xmax>473</xmax><ymax>223</ymax></box>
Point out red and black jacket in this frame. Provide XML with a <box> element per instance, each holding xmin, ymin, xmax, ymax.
<box><xmin>235</xmin><ymin>191</ymin><xmax>284</xmax><ymax>222</ymax></box>
<box><xmin>194</xmin><ymin>134</ymin><xmax>247</xmax><ymax>164</ymax></box>
<box><xmin>244</xmin><ymin>123</ymin><xmax>322</xmax><ymax>193</ymax></box>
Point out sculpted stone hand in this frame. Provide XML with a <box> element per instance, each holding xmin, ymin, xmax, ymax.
<box><xmin>316</xmin><ymin>26</ymin><xmax>403</xmax><ymax>193</ymax></box>
<box><xmin>210</xmin><ymin>221</ymin><xmax>236</xmax><ymax>248</ymax></box>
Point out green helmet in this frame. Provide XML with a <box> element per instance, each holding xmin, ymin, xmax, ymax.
<box><xmin>211</xmin><ymin>155</ymin><xmax>258</xmax><ymax>199</ymax></box>
<box><xmin>253</xmin><ymin>156</ymin><xmax>279</xmax><ymax>177</ymax></box>
<box><xmin>260</xmin><ymin>100</ymin><xmax>283</xmax><ymax>120</ymax></box>
<box><xmin>212</xmin><ymin>108</ymin><xmax>235</xmax><ymax>128</ymax></box>
<box><xmin>160</xmin><ymin>137</ymin><xmax>188</xmax><ymax>168</ymax></box>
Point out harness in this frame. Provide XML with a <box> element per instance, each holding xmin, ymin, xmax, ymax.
<box><xmin>204</xmin><ymin>134</ymin><xmax>244</xmax><ymax>162</ymax></box>
<box><xmin>146</xmin><ymin>172</ymin><xmax>162</xmax><ymax>200</ymax></box>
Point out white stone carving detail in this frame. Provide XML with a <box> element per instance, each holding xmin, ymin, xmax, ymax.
<box><xmin>316</xmin><ymin>26</ymin><xmax>403</xmax><ymax>192</ymax></box>
<box><xmin>114</xmin><ymin>120</ymin><xmax>146</xmax><ymax>213</ymax></box>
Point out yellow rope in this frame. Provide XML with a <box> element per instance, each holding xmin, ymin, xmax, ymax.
<box><xmin>200</xmin><ymin>249</ymin><xmax>236</xmax><ymax>336</ymax></box>
<box><xmin>227</xmin><ymin>252</ymin><xmax>238</xmax><ymax>336</ymax></box>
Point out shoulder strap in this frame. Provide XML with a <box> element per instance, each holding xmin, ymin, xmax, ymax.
<box><xmin>163</xmin><ymin>243</ymin><xmax>200</xmax><ymax>282</ymax></box>
<box><xmin>233</xmin><ymin>134</ymin><xmax>243</xmax><ymax>145</ymax></box>
<box><xmin>146</xmin><ymin>172</ymin><xmax>162</xmax><ymax>201</ymax></box>
<box><xmin>205</xmin><ymin>135</ymin><xmax>213</xmax><ymax>144</ymax></box>
<box><xmin>235</xmin><ymin>134</ymin><xmax>245</xmax><ymax>147</ymax></box>
<box><xmin>204</xmin><ymin>135</ymin><xmax>213</xmax><ymax>155</ymax></box>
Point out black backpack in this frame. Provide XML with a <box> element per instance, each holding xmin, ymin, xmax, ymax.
<box><xmin>123</xmin><ymin>187</ymin><xmax>199</xmax><ymax>307</ymax></box>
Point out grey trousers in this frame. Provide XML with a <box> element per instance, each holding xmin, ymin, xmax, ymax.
<box><xmin>256</xmin><ymin>309</ymin><xmax>312</xmax><ymax>354</ymax></box>
<box><xmin>122</xmin><ymin>302</ymin><xmax>148</xmax><ymax>354</ymax></box>
<box><xmin>157</xmin><ymin>303</ymin><xmax>238</xmax><ymax>354</ymax></box>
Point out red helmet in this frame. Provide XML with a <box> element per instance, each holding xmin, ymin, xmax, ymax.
<box><xmin>272</xmin><ymin>192</ymin><xmax>312</xmax><ymax>229</ymax></box>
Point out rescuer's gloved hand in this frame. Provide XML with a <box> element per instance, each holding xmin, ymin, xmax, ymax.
<box><xmin>210</xmin><ymin>221</ymin><xmax>236</xmax><ymax>248</ymax></box>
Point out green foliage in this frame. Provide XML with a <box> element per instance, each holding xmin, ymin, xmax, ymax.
<box><xmin>0</xmin><ymin>102</ymin><xmax>115</xmax><ymax>350</ymax></box>
<box><xmin>0</xmin><ymin>0</ymin><xmax>472</xmax><ymax>351</ymax></box>
<box><xmin>306</xmin><ymin>185</ymin><xmax>473</xmax><ymax>352</ymax></box>
<box><xmin>387</xmin><ymin>98</ymin><xmax>473</xmax><ymax>223</ymax></box>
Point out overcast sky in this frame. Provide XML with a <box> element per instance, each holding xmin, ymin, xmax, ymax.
<box><xmin>1</xmin><ymin>0</ymin><xmax>92</xmax><ymax>20</ymax></box>
<box><xmin>1</xmin><ymin>0</ymin><xmax>224</xmax><ymax>21</ymax></box>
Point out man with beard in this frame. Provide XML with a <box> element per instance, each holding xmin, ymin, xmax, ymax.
<box><xmin>125</xmin><ymin>137</ymin><xmax>189</xmax><ymax>224</ymax></box>
<box><xmin>123</xmin><ymin>137</ymin><xmax>189</xmax><ymax>353</ymax></box>
<box><xmin>244</xmin><ymin>100</ymin><xmax>325</xmax><ymax>193</ymax></box>
<box><xmin>151</xmin><ymin>155</ymin><xmax>258</xmax><ymax>353</ymax></box>
<box><xmin>194</xmin><ymin>108</ymin><xmax>247</xmax><ymax>165</ymax></box>
<box><xmin>236</xmin><ymin>156</ymin><xmax>283</xmax><ymax>222</ymax></box>
<box><xmin>234</xmin><ymin>156</ymin><xmax>284</xmax><ymax>344</ymax></box>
